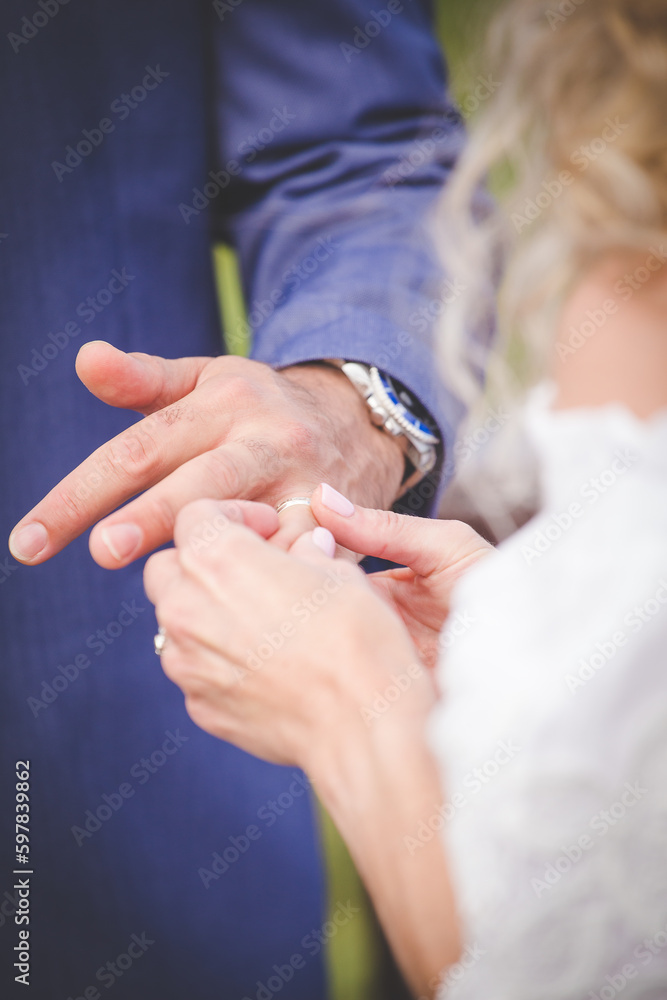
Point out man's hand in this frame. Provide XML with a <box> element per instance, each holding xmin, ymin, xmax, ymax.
<box><xmin>8</xmin><ymin>341</ymin><xmax>405</xmax><ymax>567</ymax></box>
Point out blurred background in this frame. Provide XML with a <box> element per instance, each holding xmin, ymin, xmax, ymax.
<box><xmin>435</xmin><ymin>0</ymin><xmax>540</xmax><ymax>544</ymax></box>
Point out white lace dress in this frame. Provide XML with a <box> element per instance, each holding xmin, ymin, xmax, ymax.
<box><xmin>430</xmin><ymin>388</ymin><xmax>667</xmax><ymax>999</ymax></box>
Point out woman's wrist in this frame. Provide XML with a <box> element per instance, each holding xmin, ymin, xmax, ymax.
<box><xmin>302</xmin><ymin>624</ymin><xmax>434</xmax><ymax>797</ymax></box>
<box><xmin>303</xmin><ymin>649</ymin><xmax>460</xmax><ymax>997</ymax></box>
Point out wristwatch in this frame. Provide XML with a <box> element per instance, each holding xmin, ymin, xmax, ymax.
<box><xmin>324</xmin><ymin>359</ymin><xmax>440</xmax><ymax>492</ymax></box>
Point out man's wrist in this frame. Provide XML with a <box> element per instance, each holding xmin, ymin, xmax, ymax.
<box><xmin>280</xmin><ymin>362</ymin><xmax>405</xmax><ymax>508</ymax></box>
<box><xmin>296</xmin><ymin>359</ymin><xmax>441</xmax><ymax>497</ymax></box>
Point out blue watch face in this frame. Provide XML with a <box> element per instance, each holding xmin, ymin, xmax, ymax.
<box><xmin>378</xmin><ymin>371</ymin><xmax>439</xmax><ymax>442</ymax></box>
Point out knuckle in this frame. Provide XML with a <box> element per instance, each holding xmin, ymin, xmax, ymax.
<box><xmin>155</xmin><ymin>402</ymin><xmax>189</xmax><ymax>427</ymax></box>
<box><xmin>280</xmin><ymin>419</ymin><xmax>319</xmax><ymax>460</ymax></box>
<box><xmin>238</xmin><ymin>438</ymin><xmax>284</xmax><ymax>485</ymax></box>
<box><xmin>160</xmin><ymin>652</ymin><xmax>208</xmax><ymax>701</ymax></box>
<box><xmin>223</xmin><ymin>373</ymin><xmax>262</xmax><ymax>410</ymax></box>
<box><xmin>54</xmin><ymin>486</ymin><xmax>90</xmax><ymax>526</ymax></box>
<box><xmin>375</xmin><ymin>506</ymin><xmax>404</xmax><ymax>535</ymax></box>
<box><xmin>104</xmin><ymin>429</ymin><xmax>161</xmax><ymax>481</ymax></box>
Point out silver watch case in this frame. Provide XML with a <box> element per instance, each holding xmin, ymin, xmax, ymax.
<box><xmin>328</xmin><ymin>360</ymin><xmax>439</xmax><ymax>488</ymax></box>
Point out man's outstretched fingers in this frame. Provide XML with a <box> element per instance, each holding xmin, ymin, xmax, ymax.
<box><xmin>8</xmin><ymin>388</ymin><xmax>233</xmax><ymax>565</ymax></box>
<box><xmin>76</xmin><ymin>341</ymin><xmax>210</xmax><ymax>414</ymax></box>
<box><xmin>87</xmin><ymin>445</ymin><xmax>269</xmax><ymax>569</ymax></box>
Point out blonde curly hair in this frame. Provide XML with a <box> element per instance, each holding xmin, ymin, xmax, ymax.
<box><xmin>439</xmin><ymin>0</ymin><xmax>667</xmax><ymax>404</ymax></box>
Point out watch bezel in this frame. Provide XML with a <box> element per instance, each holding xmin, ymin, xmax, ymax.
<box><xmin>369</xmin><ymin>367</ymin><xmax>440</xmax><ymax>447</ymax></box>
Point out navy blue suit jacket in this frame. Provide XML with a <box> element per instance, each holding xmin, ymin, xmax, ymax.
<box><xmin>0</xmin><ymin>1</ymin><xmax>465</xmax><ymax>997</ymax></box>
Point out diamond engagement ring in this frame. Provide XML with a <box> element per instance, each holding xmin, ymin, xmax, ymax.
<box><xmin>275</xmin><ymin>496</ymin><xmax>312</xmax><ymax>514</ymax></box>
<box><xmin>154</xmin><ymin>626</ymin><xmax>168</xmax><ymax>656</ymax></box>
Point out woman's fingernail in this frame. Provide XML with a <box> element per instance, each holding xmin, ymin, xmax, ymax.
<box><xmin>319</xmin><ymin>484</ymin><xmax>355</xmax><ymax>517</ymax></box>
<box><xmin>100</xmin><ymin>523</ymin><xmax>143</xmax><ymax>562</ymax></box>
<box><xmin>9</xmin><ymin>522</ymin><xmax>48</xmax><ymax>562</ymax></box>
<box><xmin>312</xmin><ymin>527</ymin><xmax>336</xmax><ymax>558</ymax></box>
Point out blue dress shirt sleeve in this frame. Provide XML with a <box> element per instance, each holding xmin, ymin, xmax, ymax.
<box><xmin>209</xmin><ymin>0</ymin><xmax>477</xmax><ymax>504</ymax></box>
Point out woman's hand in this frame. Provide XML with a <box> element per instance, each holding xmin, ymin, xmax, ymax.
<box><xmin>143</xmin><ymin>496</ymin><xmax>462</xmax><ymax>995</ymax></box>
<box><xmin>143</xmin><ymin>497</ymin><xmax>431</xmax><ymax>772</ymax></box>
<box><xmin>311</xmin><ymin>484</ymin><xmax>494</xmax><ymax>668</ymax></box>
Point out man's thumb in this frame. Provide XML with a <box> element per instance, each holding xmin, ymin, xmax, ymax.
<box><xmin>75</xmin><ymin>341</ymin><xmax>208</xmax><ymax>413</ymax></box>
